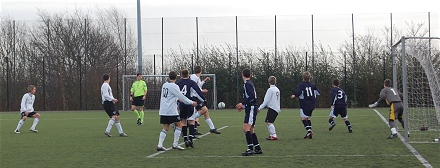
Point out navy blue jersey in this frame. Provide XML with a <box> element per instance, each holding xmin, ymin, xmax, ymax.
<box><xmin>177</xmin><ymin>78</ymin><xmax>206</xmax><ymax>102</ymax></box>
<box><xmin>242</xmin><ymin>80</ymin><xmax>258</xmax><ymax>106</ymax></box>
<box><xmin>293</xmin><ymin>81</ymin><xmax>320</xmax><ymax>110</ymax></box>
<box><xmin>331</xmin><ymin>87</ymin><xmax>347</xmax><ymax>106</ymax></box>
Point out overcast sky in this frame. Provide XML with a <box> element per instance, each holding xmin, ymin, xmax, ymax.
<box><xmin>1</xmin><ymin>0</ymin><xmax>439</xmax><ymax>19</ymax></box>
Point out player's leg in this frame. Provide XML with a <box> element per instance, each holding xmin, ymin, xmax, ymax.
<box><xmin>300</xmin><ymin>109</ymin><xmax>313</xmax><ymax>139</ymax></box>
<box><xmin>113</xmin><ymin>114</ymin><xmax>127</xmax><ymax>137</ymax></box>
<box><xmin>157</xmin><ymin>116</ymin><xmax>171</xmax><ymax>151</ymax></box>
<box><xmin>15</xmin><ymin>112</ymin><xmax>27</xmax><ymax>133</ymax></box>
<box><xmin>242</xmin><ymin>106</ymin><xmax>255</xmax><ymax>156</ymax></box>
<box><xmin>250</xmin><ymin>106</ymin><xmax>262</xmax><ymax>154</ymax></box>
<box><xmin>339</xmin><ymin>107</ymin><xmax>352</xmax><ymax>133</ymax></box>
<box><xmin>103</xmin><ymin>102</ymin><xmax>116</xmax><ymax>137</ymax></box>
<box><xmin>328</xmin><ymin>107</ymin><xmax>337</xmax><ymax>131</ymax></box>
<box><xmin>172</xmin><ymin>118</ymin><xmax>184</xmax><ymax>150</ymax></box>
<box><xmin>29</xmin><ymin>112</ymin><xmax>40</xmax><ymax>132</ymax></box>
<box><xmin>265</xmin><ymin>108</ymin><xmax>278</xmax><ymax>140</ymax></box>
<box><xmin>203</xmin><ymin>111</ymin><xmax>221</xmax><ymax>134</ymax></box>
<box><xmin>387</xmin><ymin>104</ymin><xmax>398</xmax><ymax>139</ymax></box>
<box><xmin>139</xmin><ymin>106</ymin><xmax>145</xmax><ymax>125</ymax></box>
<box><xmin>131</xmin><ymin>103</ymin><xmax>140</xmax><ymax>125</ymax></box>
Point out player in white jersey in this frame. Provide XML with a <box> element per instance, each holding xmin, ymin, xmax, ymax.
<box><xmin>258</xmin><ymin>76</ymin><xmax>281</xmax><ymax>140</ymax></box>
<box><xmin>101</xmin><ymin>74</ymin><xmax>127</xmax><ymax>137</ymax></box>
<box><xmin>14</xmin><ymin>85</ymin><xmax>41</xmax><ymax>133</ymax></box>
<box><xmin>156</xmin><ymin>71</ymin><xmax>198</xmax><ymax>151</ymax></box>
<box><xmin>189</xmin><ymin>66</ymin><xmax>221</xmax><ymax>134</ymax></box>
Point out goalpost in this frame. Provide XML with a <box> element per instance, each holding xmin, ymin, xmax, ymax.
<box><xmin>392</xmin><ymin>36</ymin><xmax>440</xmax><ymax>143</ymax></box>
<box><xmin>122</xmin><ymin>74</ymin><xmax>217</xmax><ymax>111</ymax></box>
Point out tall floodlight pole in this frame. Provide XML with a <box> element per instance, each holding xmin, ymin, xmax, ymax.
<box><xmin>137</xmin><ymin>0</ymin><xmax>143</xmax><ymax>73</ymax></box>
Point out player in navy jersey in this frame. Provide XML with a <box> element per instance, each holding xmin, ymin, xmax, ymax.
<box><xmin>235</xmin><ymin>69</ymin><xmax>263</xmax><ymax>156</ymax></box>
<box><xmin>328</xmin><ymin>79</ymin><xmax>352</xmax><ymax>133</ymax></box>
<box><xmin>176</xmin><ymin>69</ymin><xmax>207</xmax><ymax>148</ymax></box>
<box><xmin>291</xmin><ymin>71</ymin><xmax>320</xmax><ymax>139</ymax></box>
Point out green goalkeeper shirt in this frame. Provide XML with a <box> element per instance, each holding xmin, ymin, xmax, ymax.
<box><xmin>130</xmin><ymin>80</ymin><xmax>148</xmax><ymax>97</ymax></box>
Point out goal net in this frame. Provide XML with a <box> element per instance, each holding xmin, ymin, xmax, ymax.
<box><xmin>122</xmin><ymin>74</ymin><xmax>217</xmax><ymax>111</ymax></box>
<box><xmin>392</xmin><ymin>36</ymin><xmax>440</xmax><ymax>143</ymax></box>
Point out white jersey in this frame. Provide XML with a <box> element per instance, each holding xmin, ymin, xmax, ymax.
<box><xmin>20</xmin><ymin>93</ymin><xmax>35</xmax><ymax>113</ymax></box>
<box><xmin>160</xmin><ymin>82</ymin><xmax>194</xmax><ymax>116</ymax></box>
<box><xmin>101</xmin><ymin>82</ymin><xmax>115</xmax><ymax>103</ymax></box>
<box><xmin>190</xmin><ymin>74</ymin><xmax>204</xmax><ymax>97</ymax></box>
<box><xmin>258</xmin><ymin>85</ymin><xmax>281</xmax><ymax>113</ymax></box>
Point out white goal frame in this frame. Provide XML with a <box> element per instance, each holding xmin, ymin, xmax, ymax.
<box><xmin>122</xmin><ymin>74</ymin><xmax>217</xmax><ymax>111</ymax></box>
<box><xmin>392</xmin><ymin>36</ymin><xmax>440</xmax><ymax>143</ymax></box>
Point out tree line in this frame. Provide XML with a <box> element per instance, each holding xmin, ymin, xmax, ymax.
<box><xmin>0</xmin><ymin>8</ymin><xmax>436</xmax><ymax>111</ymax></box>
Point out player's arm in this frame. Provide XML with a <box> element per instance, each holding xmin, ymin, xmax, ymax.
<box><xmin>191</xmin><ymin>82</ymin><xmax>206</xmax><ymax>102</ymax></box>
<box><xmin>291</xmin><ymin>84</ymin><xmax>302</xmax><ymax>99</ymax></box>
<box><xmin>314</xmin><ymin>85</ymin><xmax>320</xmax><ymax>96</ymax></box>
<box><xmin>142</xmin><ymin>82</ymin><xmax>148</xmax><ymax>100</ymax></box>
<box><xmin>369</xmin><ymin>89</ymin><xmax>385</xmax><ymax>108</ymax></box>
<box><xmin>258</xmin><ymin>88</ymin><xmax>271</xmax><ymax>110</ymax></box>
<box><xmin>20</xmin><ymin>94</ymin><xmax>28</xmax><ymax>113</ymax></box>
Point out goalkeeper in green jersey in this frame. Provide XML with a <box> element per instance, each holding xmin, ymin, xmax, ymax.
<box><xmin>130</xmin><ymin>73</ymin><xmax>148</xmax><ymax>125</ymax></box>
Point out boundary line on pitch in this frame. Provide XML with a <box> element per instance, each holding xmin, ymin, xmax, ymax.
<box><xmin>148</xmin><ymin>154</ymin><xmax>415</xmax><ymax>159</ymax></box>
<box><xmin>373</xmin><ymin>109</ymin><xmax>432</xmax><ymax>168</ymax></box>
<box><xmin>146</xmin><ymin>125</ymin><xmax>228</xmax><ymax>158</ymax></box>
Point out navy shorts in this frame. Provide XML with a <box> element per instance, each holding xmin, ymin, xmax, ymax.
<box><xmin>179</xmin><ymin>103</ymin><xmax>194</xmax><ymax>119</ymax></box>
<box><xmin>244</xmin><ymin>105</ymin><xmax>258</xmax><ymax>126</ymax></box>
<box><xmin>330</xmin><ymin>105</ymin><xmax>347</xmax><ymax>118</ymax></box>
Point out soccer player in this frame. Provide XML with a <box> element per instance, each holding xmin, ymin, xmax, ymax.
<box><xmin>189</xmin><ymin>65</ymin><xmax>221</xmax><ymax>134</ymax></box>
<box><xmin>235</xmin><ymin>69</ymin><xmax>263</xmax><ymax>156</ymax></box>
<box><xmin>156</xmin><ymin>71</ymin><xmax>198</xmax><ymax>151</ymax></box>
<box><xmin>328</xmin><ymin>79</ymin><xmax>353</xmax><ymax>133</ymax></box>
<box><xmin>291</xmin><ymin>71</ymin><xmax>320</xmax><ymax>139</ymax></box>
<box><xmin>368</xmin><ymin>79</ymin><xmax>405</xmax><ymax>139</ymax></box>
<box><xmin>101</xmin><ymin>74</ymin><xmax>128</xmax><ymax>137</ymax></box>
<box><xmin>177</xmin><ymin>69</ymin><xmax>208</xmax><ymax>148</ymax></box>
<box><xmin>258</xmin><ymin>76</ymin><xmax>281</xmax><ymax>140</ymax></box>
<box><xmin>14</xmin><ymin>85</ymin><xmax>41</xmax><ymax>134</ymax></box>
<box><xmin>130</xmin><ymin>73</ymin><xmax>148</xmax><ymax>125</ymax></box>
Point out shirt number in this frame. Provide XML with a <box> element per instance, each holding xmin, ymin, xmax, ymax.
<box><xmin>305</xmin><ymin>87</ymin><xmax>313</xmax><ymax>97</ymax></box>
<box><xmin>162</xmin><ymin>88</ymin><xmax>169</xmax><ymax>98</ymax></box>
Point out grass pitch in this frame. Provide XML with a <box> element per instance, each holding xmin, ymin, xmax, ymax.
<box><xmin>1</xmin><ymin>108</ymin><xmax>439</xmax><ymax>167</ymax></box>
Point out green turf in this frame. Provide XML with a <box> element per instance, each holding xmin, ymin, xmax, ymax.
<box><xmin>1</xmin><ymin>108</ymin><xmax>439</xmax><ymax>168</ymax></box>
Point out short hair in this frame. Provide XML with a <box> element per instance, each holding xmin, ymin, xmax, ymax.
<box><xmin>181</xmin><ymin>69</ymin><xmax>189</xmax><ymax>78</ymax></box>
<box><xmin>28</xmin><ymin>85</ymin><xmax>36</xmax><ymax>92</ymax></box>
<box><xmin>303</xmin><ymin>71</ymin><xmax>312</xmax><ymax>82</ymax></box>
<box><xmin>136</xmin><ymin>73</ymin><xmax>142</xmax><ymax>77</ymax></box>
<box><xmin>242</xmin><ymin>69</ymin><xmax>251</xmax><ymax>78</ymax></box>
<box><xmin>194</xmin><ymin>66</ymin><xmax>202</xmax><ymax>74</ymax></box>
<box><xmin>268</xmin><ymin>76</ymin><xmax>276</xmax><ymax>85</ymax></box>
<box><xmin>332</xmin><ymin>79</ymin><xmax>340</xmax><ymax>87</ymax></box>
<box><xmin>103</xmin><ymin>74</ymin><xmax>110</xmax><ymax>81</ymax></box>
<box><xmin>384</xmin><ymin>79</ymin><xmax>392</xmax><ymax>87</ymax></box>
<box><xmin>169</xmin><ymin>71</ymin><xmax>177</xmax><ymax>80</ymax></box>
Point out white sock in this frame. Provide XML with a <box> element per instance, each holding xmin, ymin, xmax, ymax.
<box><xmin>268</xmin><ymin>123</ymin><xmax>277</xmax><ymax>137</ymax></box>
<box><xmin>173</xmin><ymin>127</ymin><xmax>182</xmax><ymax>147</ymax></box>
<box><xmin>391</xmin><ymin>127</ymin><xmax>397</xmax><ymax>134</ymax></box>
<box><xmin>158</xmin><ymin>129</ymin><xmax>167</xmax><ymax>147</ymax></box>
<box><xmin>106</xmin><ymin>118</ymin><xmax>115</xmax><ymax>133</ymax></box>
<box><xmin>16</xmin><ymin>119</ymin><xmax>24</xmax><ymax>131</ymax></box>
<box><xmin>205</xmin><ymin>118</ymin><xmax>215</xmax><ymax>129</ymax></box>
<box><xmin>189</xmin><ymin>112</ymin><xmax>201</xmax><ymax>120</ymax></box>
<box><xmin>115</xmin><ymin>121</ymin><xmax>123</xmax><ymax>134</ymax></box>
<box><xmin>30</xmin><ymin>118</ymin><xmax>39</xmax><ymax>130</ymax></box>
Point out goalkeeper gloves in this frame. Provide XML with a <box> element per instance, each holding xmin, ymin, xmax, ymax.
<box><xmin>368</xmin><ymin>102</ymin><xmax>378</xmax><ymax>108</ymax></box>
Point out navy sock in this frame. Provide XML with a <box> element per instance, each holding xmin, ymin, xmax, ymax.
<box><xmin>329</xmin><ymin>118</ymin><xmax>335</xmax><ymax>125</ymax></box>
<box><xmin>307</xmin><ymin>120</ymin><xmax>312</xmax><ymax>131</ymax></box>
<box><xmin>302</xmin><ymin>120</ymin><xmax>309</xmax><ymax>130</ymax></box>
<box><xmin>245</xmin><ymin>131</ymin><xmax>253</xmax><ymax>150</ymax></box>
<box><xmin>344</xmin><ymin>120</ymin><xmax>351</xmax><ymax>128</ymax></box>
<box><xmin>252</xmin><ymin>133</ymin><xmax>261</xmax><ymax>150</ymax></box>
<box><xmin>182</xmin><ymin>126</ymin><xmax>188</xmax><ymax>141</ymax></box>
<box><xmin>189</xmin><ymin>125</ymin><xmax>195</xmax><ymax>141</ymax></box>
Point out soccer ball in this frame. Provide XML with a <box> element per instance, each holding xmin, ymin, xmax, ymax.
<box><xmin>218</xmin><ymin>102</ymin><xmax>225</xmax><ymax>109</ymax></box>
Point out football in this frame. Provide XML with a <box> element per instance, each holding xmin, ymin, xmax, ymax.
<box><xmin>218</xmin><ymin>102</ymin><xmax>225</xmax><ymax>109</ymax></box>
